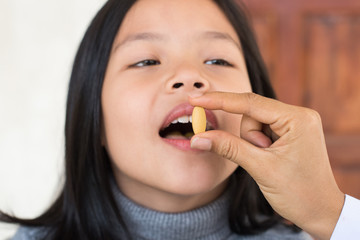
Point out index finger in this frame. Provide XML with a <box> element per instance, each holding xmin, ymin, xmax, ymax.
<box><xmin>189</xmin><ymin>91</ymin><xmax>290</xmax><ymax>125</ymax></box>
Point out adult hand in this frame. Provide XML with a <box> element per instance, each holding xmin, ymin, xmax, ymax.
<box><xmin>189</xmin><ymin>92</ymin><xmax>345</xmax><ymax>240</ymax></box>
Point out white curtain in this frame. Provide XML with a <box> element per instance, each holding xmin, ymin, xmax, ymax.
<box><xmin>0</xmin><ymin>1</ymin><xmax>105</xmax><ymax>239</ymax></box>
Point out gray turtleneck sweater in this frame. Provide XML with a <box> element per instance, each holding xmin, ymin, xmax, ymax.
<box><xmin>12</xmin><ymin>183</ymin><xmax>312</xmax><ymax>240</ymax></box>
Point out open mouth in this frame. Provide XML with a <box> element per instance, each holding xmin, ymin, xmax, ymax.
<box><xmin>159</xmin><ymin>103</ymin><xmax>217</xmax><ymax>144</ymax></box>
<box><xmin>159</xmin><ymin>115</ymin><xmax>215</xmax><ymax>140</ymax></box>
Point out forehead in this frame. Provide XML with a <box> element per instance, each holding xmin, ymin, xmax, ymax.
<box><xmin>114</xmin><ymin>0</ymin><xmax>240</xmax><ymax>46</ymax></box>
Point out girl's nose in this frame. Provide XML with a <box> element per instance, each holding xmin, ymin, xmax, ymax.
<box><xmin>171</xmin><ymin>81</ymin><xmax>204</xmax><ymax>89</ymax></box>
<box><xmin>165</xmin><ymin>64</ymin><xmax>210</xmax><ymax>94</ymax></box>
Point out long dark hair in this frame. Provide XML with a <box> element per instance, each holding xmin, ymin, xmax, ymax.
<box><xmin>1</xmin><ymin>0</ymin><xmax>294</xmax><ymax>239</ymax></box>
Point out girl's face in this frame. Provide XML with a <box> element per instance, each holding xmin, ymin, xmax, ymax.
<box><xmin>102</xmin><ymin>0</ymin><xmax>252</xmax><ymax>211</ymax></box>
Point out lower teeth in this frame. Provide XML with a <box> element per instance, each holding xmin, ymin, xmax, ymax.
<box><xmin>165</xmin><ymin>131</ymin><xmax>194</xmax><ymax>139</ymax></box>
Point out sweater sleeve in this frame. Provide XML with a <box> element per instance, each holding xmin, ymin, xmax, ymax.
<box><xmin>331</xmin><ymin>194</ymin><xmax>360</xmax><ymax>240</ymax></box>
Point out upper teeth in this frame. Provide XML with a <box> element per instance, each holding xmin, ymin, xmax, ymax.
<box><xmin>171</xmin><ymin>115</ymin><xmax>192</xmax><ymax>124</ymax></box>
<box><xmin>169</xmin><ymin>115</ymin><xmax>213</xmax><ymax>130</ymax></box>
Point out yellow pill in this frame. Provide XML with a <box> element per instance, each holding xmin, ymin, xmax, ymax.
<box><xmin>192</xmin><ymin>106</ymin><xmax>206</xmax><ymax>134</ymax></box>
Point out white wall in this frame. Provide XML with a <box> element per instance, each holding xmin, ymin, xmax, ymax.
<box><xmin>0</xmin><ymin>1</ymin><xmax>105</xmax><ymax>238</ymax></box>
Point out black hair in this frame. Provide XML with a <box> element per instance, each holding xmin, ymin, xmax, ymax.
<box><xmin>1</xmin><ymin>0</ymin><xmax>298</xmax><ymax>239</ymax></box>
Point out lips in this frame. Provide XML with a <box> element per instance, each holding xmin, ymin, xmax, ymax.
<box><xmin>158</xmin><ymin>103</ymin><xmax>218</xmax><ymax>151</ymax></box>
<box><xmin>159</xmin><ymin>103</ymin><xmax>218</xmax><ymax>133</ymax></box>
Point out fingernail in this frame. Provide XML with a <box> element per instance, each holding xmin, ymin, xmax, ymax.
<box><xmin>188</xmin><ymin>92</ymin><xmax>204</xmax><ymax>98</ymax></box>
<box><xmin>191</xmin><ymin>137</ymin><xmax>212</xmax><ymax>151</ymax></box>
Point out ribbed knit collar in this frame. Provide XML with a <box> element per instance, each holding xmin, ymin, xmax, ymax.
<box><xmin>111</xmin><ymin>181</ymin><xmax>232</xmax><ymax>240</ymax></box>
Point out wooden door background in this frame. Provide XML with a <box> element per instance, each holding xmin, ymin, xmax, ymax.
<box><xmin>240</xmin><ymin>0</ymin><xmax>360</xmax><ymax>198</ymax></box>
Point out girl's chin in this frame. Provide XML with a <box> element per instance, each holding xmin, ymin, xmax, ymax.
<box><xmin>155</xmin><ymin>172</ymin><xmax>230</xmax><ymax>198</ymax></box>
<box><xmin>155</xmin><ymin>179</ymin><xmax>230</xmax><ymax>211</ymax></box>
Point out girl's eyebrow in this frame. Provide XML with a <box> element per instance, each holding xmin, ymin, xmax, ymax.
<box><xmin>201</xmin><ymin>31</ymin><xmax>242</xmax><ymax>51</ymax></box>
<box><xmin>113</xmin><ymin>32</ymin><xmax>166</xmax><ymax>53</ymax></box>
<box><xmin>112</xmin><ymin>31</ymin><xmax>241</xmax><ymax>53</ymax></box>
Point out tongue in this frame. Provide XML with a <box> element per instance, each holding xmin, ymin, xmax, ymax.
<box><xmin>165</xmin><ymin>131</ymin><xmax>193</xmax><ymax>140</ymax></box>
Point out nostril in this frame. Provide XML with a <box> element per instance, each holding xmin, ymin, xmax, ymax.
<box><xmin>194</xmin><ymin>82</ymin><xmax>203</xmax><ymax>88</ymax></box>
<box><xmin>173</xmin><ymin>83</ymin><xmax>183</xmax><ymax>89</ymax></box>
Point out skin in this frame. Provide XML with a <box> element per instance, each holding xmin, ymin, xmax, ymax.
<box><xmin>190</xmin><ymin>92</ymin><xmax>345</xmax><ymax>240</ymax></box>
<box><xmin>101</xmin><ymin>0</ymin><xmax>252</xmax><ymax>213</ymax></box>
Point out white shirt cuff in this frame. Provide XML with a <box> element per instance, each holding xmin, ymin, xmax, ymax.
<box><xmin>331</xmin><ymin>194</ymin><xmax>360</xmax><ymax>239</ymax></box>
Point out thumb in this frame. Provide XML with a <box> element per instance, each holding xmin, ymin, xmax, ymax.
<box><xmin>190</xmin><ymin>130</ymin><xmax>266</xmax><ymax>174</ymax></box>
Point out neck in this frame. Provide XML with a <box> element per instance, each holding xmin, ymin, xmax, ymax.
<box><xmin>113</xmin><ymin>169</ymin><xmax>229</xmax><ymax>213</ymax></box>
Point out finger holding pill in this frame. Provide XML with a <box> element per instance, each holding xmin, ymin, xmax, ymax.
<box><xmin>192</xmin><ymin>106</ymin><xmax>207</xmax><ymax>134</ymax></box>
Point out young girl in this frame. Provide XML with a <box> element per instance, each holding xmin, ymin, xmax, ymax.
<box><xmin>2</xmin><ymin>0</ymin><xmax>312</xmax><ymax>239</ymax></box>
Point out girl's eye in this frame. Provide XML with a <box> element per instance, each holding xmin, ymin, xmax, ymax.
<box><xmin>204</xmin><ymin>59</ymin><xmax>233</xmax><ymax>67</ymax></box>
<box><xmin>131</xmin><ymin>59</ymin><xmax>160</xmax><ymax>67</ymax></box>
